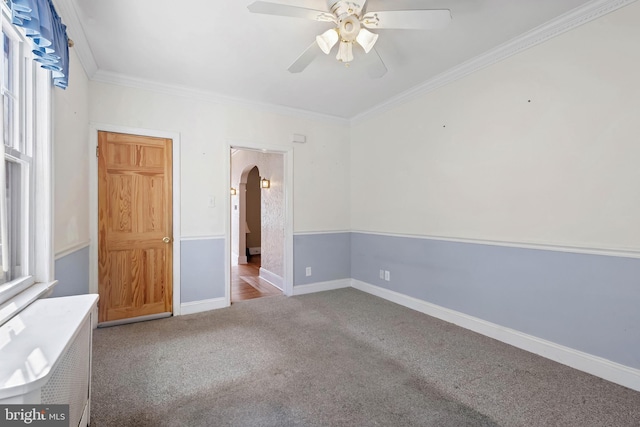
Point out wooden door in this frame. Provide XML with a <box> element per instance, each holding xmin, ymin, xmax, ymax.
<box><xmin>97</xmin><ymin>131</ymin><xmax>173</xmax><ymax>323</ymax></box>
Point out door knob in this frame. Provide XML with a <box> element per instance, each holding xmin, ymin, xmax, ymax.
<box><xmin>163</xmin><ymin>237</ymin><xmax>171</xmax><ymax>243</ymax></box>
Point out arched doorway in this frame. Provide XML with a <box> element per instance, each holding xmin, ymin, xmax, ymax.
<box><xmin>233</xmin><ymin>163</ymin><xmax>259</xmax><ymax>265</ymax></box>
<box><xmin>230</xmin><ymin>150</ymin><xmax>284</xmax><ymax>302</ymax></box>
<box><xmin>245</xmin><ymin>166</ymin><xmax>261</xmax><ymax>261</ymax></box>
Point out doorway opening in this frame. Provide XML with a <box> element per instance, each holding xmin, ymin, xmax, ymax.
<box><xmin>230</xmin><ymin>149</ymin><xmax>285</xmax><ymax>302</ymax></box>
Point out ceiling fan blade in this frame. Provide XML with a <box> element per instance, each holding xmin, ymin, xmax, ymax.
<box><xmin>367</xmin><ymin>47</ymin><xmax>387</xmax><ymax>78</ymax></box>
<box><xmin>362</xmin><ymin>9</ymin><xmax>451</xmax><ymax>30</ymax></box>
<box><xmin>248</xmin><ymin>1</ymin><xmax>335</xmax><ymax>22</ymax></box>
<box><xmin>288</xmin><ymin>42</ymin><xmax>322</xmax><ymax>73</ymax></box>
<box><xmin>356</xmin><ymin>0</ymin><xmax>368</xmax><ymax>15</ymax></box>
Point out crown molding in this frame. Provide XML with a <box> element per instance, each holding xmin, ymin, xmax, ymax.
<box><xmin>350</xmin><ymin>0</ymin><xmax>638</xmax><ymax>124</ymax></box>
<box><xmin>52</xmin><ymin>0</ymin><xmax>347</xmax><ymax>126</ymax></box>
<box><xmin>51</xmin><ymin>0</ymin><xmax>98</xmax><ymax>78</ymax></box>
<box><xmin>91</xmin><ymin>70</ymin><xmax>350</xmax><ymax>126</ymax></box>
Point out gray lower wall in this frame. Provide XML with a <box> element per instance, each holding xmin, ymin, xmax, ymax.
<box><xmin>181</xmin><ymin>238</ymin><xmax>225</xmax><ymax>302</ymax></box>
<box><xmin>293</xmin><ymin>233</ymin><xmax>351</xmax><ymax>286</ymax></box>
<box><xmin>51</xmin><ymin>233</ymin><xmax>640</xmax><ymax>371</ymax></box>
<box><xmin>50</xmin><ymin>238</ymin><xmax>226</xmax><ymax>303</ymax></box>
<box><xmin>52</xmin><ymin>246</ymin><xmax>90</xmax><ymax>297</ymax></box>
<box><xmin>351</xmin><ymin>232</ymin><xmax>640</xmax><ymax>370</ymax></box>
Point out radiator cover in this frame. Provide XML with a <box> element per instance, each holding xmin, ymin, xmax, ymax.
<box><xmin>0</xmin><ymin>294</ymin><xmax>98</xmax><ymax>427</ymax></box>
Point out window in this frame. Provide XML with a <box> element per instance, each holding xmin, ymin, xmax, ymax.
<box><xmin>0</xmin><ymin>4</ymin><xmax>52</xmax><ymax>314</ymax></box>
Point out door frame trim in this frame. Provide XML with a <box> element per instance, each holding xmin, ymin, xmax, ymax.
<box><xmin>88</xmin><ymin>124</ymin><xmax>182</xmax><ymax>315</ymax></box>
<box><xmin>226</xmin><ymin>140</ymin><xmax>294</xmax><ymax>305</ymax></box>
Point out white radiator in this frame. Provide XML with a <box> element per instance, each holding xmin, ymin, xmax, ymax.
<box><xmin>0</xmin><ymin>294</ymin><xmax>98</xmax><ymax>426</ymax></box>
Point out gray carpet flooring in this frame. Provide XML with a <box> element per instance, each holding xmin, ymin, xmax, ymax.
<box><xmin>90</xmin><ymin>288</ymin><xmax>640</xmax><ymax>426</ymax></box>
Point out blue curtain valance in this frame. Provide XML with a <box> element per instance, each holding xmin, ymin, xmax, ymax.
<box><xmin>9</xmin><ymin>0</ymin><xmax>69</xmax><ymax>89</ymax></box>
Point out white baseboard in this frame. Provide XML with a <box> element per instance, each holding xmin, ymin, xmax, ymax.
<box><xmin>293</xmin><ymin>278</ymin><xmax>352</xmax><ymax>295</ymax></box>
<box><xmin>259</xmin><ymin>268</ymin><xmax>283</xmax><ymax>290</ymax></box>
<box><xmin>79</xmin><ymin>400</ymin><xmax>89</xmax><ymax>427</ymax></box>
<box><xmin>351</xmin><ymin>279</ymin><xmax>640</xmax><ymax>392</ymax></box>
<box><xmin>180</xmin><ymin>297</ymin><xmax>227</xmax><ymax>315</ymax></box>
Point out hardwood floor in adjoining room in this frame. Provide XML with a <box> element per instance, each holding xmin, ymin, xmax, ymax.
<box><xmin>231</xmin><ymin>255</ymin><xmax>282</xmax><ymax>302</ymax></box>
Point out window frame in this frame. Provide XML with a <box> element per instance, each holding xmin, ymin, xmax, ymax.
<box><xmin>0</xmin><ymin>2</ymin><xmax>55</xmax><ymax>324</ymax></box>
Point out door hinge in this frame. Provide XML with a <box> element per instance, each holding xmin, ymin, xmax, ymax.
<box><xmin>96</xmin><ymin>145</ymin><xmax>99</xmax><ymax>157</ymax></box>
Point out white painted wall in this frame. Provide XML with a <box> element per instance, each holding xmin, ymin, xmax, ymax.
<box><xmin>53</xmin><ymin>49</ymin><xmax>90</xmax><ymax>254</ymax></box>
<box><xmin>350</xmin><ymin>2</ymin><xmax>640</xmax><ymax>252</ymax></box>
<box><xmin>88</xmin><ymin>84</ymin><xmax>351</xmax><ymax>237</ymax></box>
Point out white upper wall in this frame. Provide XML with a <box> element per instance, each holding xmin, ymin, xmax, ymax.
<box><xmin>60</xmin><ymin>2</ymin><xmax>640</xmax><ymax>251</ymax></box>
<box><xmin>350</xmin><ymin>2</ymin><xmax>640</xmax><ymax>252</ymax></box>
<box><xmin>53</xmin><ymin>48</ymin><xmax>90</xmax><ymax>254</ymax></box>
<box><xmin>88</xmin><ymin>83</ymin><xmax>351</xmax><ymax>237</ymax></box>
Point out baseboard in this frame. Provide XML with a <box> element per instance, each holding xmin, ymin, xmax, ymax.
<box><xmin>351</xmin><ymin>279</ymin><xmax>640</xmax><ymax>392</ymax></box>
<box><xmin>180</xmin><ymin>297</ymin><xmax>227</xmax><ymax>315</ymax></box>
<box><xmin>293</xmin><ymin>278</ymin><xmax>352</xmax><ymax>296</ymax></box>
<box><xmin>79</xmin><ymin>398</ymin><xmax>89</xmax><ymax>427</ymax></box>
<box><xmin>259</xmin><ymin>268</ymin><xmax>283</xmax><ymax>290</ymax></box>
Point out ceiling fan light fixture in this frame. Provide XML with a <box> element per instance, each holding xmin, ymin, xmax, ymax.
<box><xmin>316</xmin><ymin>29</ymin><xmax>339</xmax><ymax>54</ymax></box>
<box><xmin>356</xmin><ymin>28</ymin><xmax>378</xmax><ymax>53</ymax></box>
<box><xmin>248</xmin><ymin>0</ymin><xmax>450</xmax><ymax>77</ymax></box>
<box><xmin>336</xmin><ymin>41</ymin><xmax>353</xmax><ymax>63</ymax></box>
<box><xmin>339</xmin><ymin>15</ymin><xmax>361</xmax><ymax>42</ymax></box>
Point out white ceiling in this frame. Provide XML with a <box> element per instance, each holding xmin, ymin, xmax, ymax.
<box><xmin>58</xmin><ymin>0</ymin><xmax>604</xmax><ymax>119</ymax></box>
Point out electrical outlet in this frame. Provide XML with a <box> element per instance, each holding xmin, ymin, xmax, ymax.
<box><xmin>306</xmin><ymin>267</ymin><xmax>312</xmax><ymax>277</ymax></box>
<box><xmin>384</xmin><ymin>270</ymin><xmax>390</xmax><ymax>281</ymax></box>
<box><xmin>379</xmin><ymin>269</ymin><xmax>384</xmax><ymax>279</ymax></box>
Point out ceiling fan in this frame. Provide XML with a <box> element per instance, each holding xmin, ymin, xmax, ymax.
<box><xmin>247</xmin><ymin>0</ymin><xmax>451</xmax><ymax>78</ymax></box>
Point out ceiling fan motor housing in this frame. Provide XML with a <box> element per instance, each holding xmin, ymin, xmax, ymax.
<box><xmin>329</xmin><ymin>1</ymin><xmax>364</xmax><ymax>19</ymax></box>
